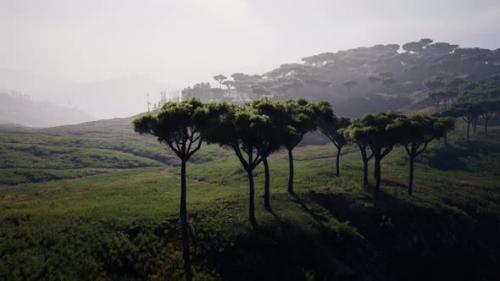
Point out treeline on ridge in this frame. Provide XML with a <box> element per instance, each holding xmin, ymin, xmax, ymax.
<box><xmin>181</xmin><ymin>38</ymin><xmax>500</xmax><ymax>116</ymax></box>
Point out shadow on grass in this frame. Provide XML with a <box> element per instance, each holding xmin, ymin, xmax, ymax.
<box><xmin>422</xmin><ymin>138</ymin><xmax>500</xmax><ymax>171</ymax></box>
<box><xmin>380</xmin><ymin>178</ymin><xmax>407</xmax><ymax>189</ymax></box>
<box><xmin>289</xmin><ymin>191</ymin><xmax>329</xmax><ymax>226</ymax></box>
<box><xmin>195</xmin><ymin>210</ymin><xmax>375</xmax><ymax>281</ymax></box>
<box><xmin>307</xmin><ymin>190</ymin><xmax>500</xmax><ymax>281</ymax></box>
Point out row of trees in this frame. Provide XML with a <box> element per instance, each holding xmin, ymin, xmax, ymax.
<box><xmin>345</xmin><ymin>113</ymin><xmax>454</xmax><ymax>199</ymax></box>
<box><xmin>133</xmin><ymin>98</ymin><xmax>454</xmax><ymax>281</ymax></box>
<box><xmin>442</xmin><ymin>100</ymin><xmax>500</xmax><ymax>141</ymax></box>
<box><xmin>439</xmin><ymin>75</ymin><xmax>500</xmax><ymax>141</ymax></box>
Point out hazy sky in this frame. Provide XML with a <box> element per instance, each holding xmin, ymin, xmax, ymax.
<box><xmin>1</xmin><ymin>0</ymin><xmax>500</xmax><ymax>116</ymax></box>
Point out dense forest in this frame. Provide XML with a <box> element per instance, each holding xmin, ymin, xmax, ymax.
<box><xmin>182</xmin><ymin>39</ymin><xmax>500</xmax><ymax>115</ymax></box>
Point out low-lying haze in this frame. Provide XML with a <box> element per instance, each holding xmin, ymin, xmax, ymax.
<box><xmin>1</xmin><ymin>0</ymin><xmax>500</xmax><ymax>121</ymax></box>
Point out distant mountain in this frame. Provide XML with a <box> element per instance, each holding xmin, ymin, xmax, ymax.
<box><xmin>49</xmin><ymin>76</ymin><xmax>172</xmax><ymax>119</ymax></box>
<box><xmin>182</xmin><ymin>39</ymin><xmax>500</xmax><ymax>116</ymax></box>
<box><xmin>0</xmin><ymin>91</ymin><xmax>93</xmax><ymax>127</ymax></box>
<box><xmin>0</xmin><ymin>68</ymin><xmax>173</xmax><ymax>120</ymax></box>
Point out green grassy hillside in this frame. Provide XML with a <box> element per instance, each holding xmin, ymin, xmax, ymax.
<box><xmin>0</xmin><ymin>122</ymin><xmax>499</xmax><ymax>280</ymax></box>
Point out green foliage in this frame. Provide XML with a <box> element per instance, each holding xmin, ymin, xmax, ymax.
<box><xmin>282</xmin><ymin>99</ymin><xmax>319</xmax><ymax>149</ymax></box>
<box><xmin>389</xmin><ymin>115</ymin><xmax>453</xmax><ymax>147</ymax></box>
<box><xmin>2</xmin><ymin>98</ymin><xmax>500</xmax><ymax>280</ymax></box>
<box><xmin>388</xmin><ymin>114</ymin><xmax>455</xmax><ymax>193</ymax></box>
<box><xmin>344</xmin><ymin>112</ymin><xmax>404</xmax><ymax>198</ymax></box>
<box><xmin>2</xmin><ymin>128</ymin><xmax>500</xmax><ymax>280</ymax></box>
<box><xmin>344</xmin><ymin>112</ymin><xmax>403</xmax><ymax>154</ymax></box>
<box><xmin>317</xmin><ymin>108</ymin><xmax>350</xmax><ymax>149</ymax></box>
<box><xmin>134</xmin><ymin>99</ymin><xmax>207</xmax><ymax>159</ymax></box>
<box><xmin>250</xmin><ymin>99</ymin><xmax>287</xmax><ymax>155</ymax></box>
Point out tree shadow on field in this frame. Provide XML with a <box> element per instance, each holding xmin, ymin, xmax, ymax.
<box><xmin>199</xmin><ymin>206</ymin><xmax>378</xmax><ymax>281</ymax></box>
<box><xmin>308</xmin><ymin>190</ymin><xmax>500</xmax><ymax>281</ymax></box>
<box><xmin>423</xmin><ymin>144</ymin><xmax>475</xmax><ymax>171</ymax></box>
<box><xmin>187</xmin><ymin>193</ymin><xmax>384</xmax><ymax>281</ymax></box>
<box><xmin>289</xmin><ymin>191</ymin><xmax>329</xmax><ymax>226</ymax></box>
<box><xmin>380</xmin><ymin>178</ymin><xmax>407</xmax><ymax>189</ymax></box>
<box><xmin>422</xmin><ymin>139</ymin><xmax>500</xmax><ymax>171</ymax></box>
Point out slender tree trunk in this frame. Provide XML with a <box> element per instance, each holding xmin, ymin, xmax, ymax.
<box><xmin>359</xmin><ymin>146</ymin><xmax>369</xmax><ymax>189</ymax></box>
<box><xmin>466</xmin><ymin>121</ymin><xmax>470</xmax><ymax>142</ymax></box>
<box><xmin>373</xmin><ymin>156</ymin><xmax>381</xmax><ymax>204</ymax></box>
<box><xmin>247</xmin><ymin>169</ymin><xmax>256</xmax><ymax>226</ymax></box>
<box><xmin>484</xmin><ymin>119</ymin><xmax>489</xmax><ymax>135</ymax></box>
<box><xmin>180</xmin><ymin>160</ymin><xmax>192</xmax><ymax>281</ymax></box>
<box><xmin>287</xmin><ymin>147</ymin><xmax>294</xmax><ymax>194</ymax></box>
<box><xmin>443</xmin><ymin>132</ymin><xmax>448</xmax><ymax>145</ymax></box>
<box><xmin>473</xmin><ymin>118</ymin><xmax>477</xmax><ymax>134</ymax></box>
<box><xmin>408</xmin><ymin>156</ymin><xmax>414</xmax><ymax>196</ymax></box>
<box><xmin>263</xmin><ymin>157</ymin><xmax>271</xmax><ymax>210</ymax></box>
<box><xmin>362</xmin><ymin>159</ymin><xmax>369</xmax><ymax>189</ymax></box>
<box><xmin>335</xmin><ymin>146</ymin><xmax>341</xmax><ymax>176</ymax></box>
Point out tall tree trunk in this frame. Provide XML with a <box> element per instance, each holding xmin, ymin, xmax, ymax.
<box><xmin>362</xmin><ymin>159</ymin><xmax>369</xmax><ymax>189</ymax></box>
<box><xmin>247</xmin><ymin>169</ymin><xmax>256</xmax><ymax>226</ymax></box>
<box><xmin>466</xmin><ymin>121</ymin><xmax>470</xmax><ymax>142</ymax></box>
<box><xmin>180</xmin><ymin>160</ymin><xmax>192</xmax><ymax>281</ymax></box>
<box><xmin>287</xmin><ymin>147</ymin><xmax>294</xmax><ymax>194</ymax></box>
<box><xmin>408</xmin><ymin>156</ymin><xmax>414</xmax><ymax>196</ymax></box>
<box><xmin>373</xmin><ymin>156</ymin><xmax>381</xmax><ymax>205</ymax></box>
<box><xmin>335</xmin><ymin>146</ymin><xmax>341</xmax><ymax>176</ymax></box>
<box><xmin>263</xmin><ymin>157</ymin><xmax>271</xmax><ymax>210</ymax></box>
<box><xmin>359</xmin><ymin>146</ymin><xmax>369</xmax><ymax>189</ymax></box>
<box><xmin>484</xmin><ymin>119</ymin><xmax>489</xmax><ymax>135</ymax></box>
<box><xmin>473</xmin><ymin>118</ymin><xmax>477</xmax><ymax>134</ymax></box>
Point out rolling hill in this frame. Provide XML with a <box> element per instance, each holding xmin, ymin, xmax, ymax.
<box><xmin>1</xmin><ymin>39</ymin><xmax>500</xmax><ymax>281</ymax></box>
<box><xmin>0</xmin><ymin>114</ymin><xmax>499</xmax><ymax>280</ymax></box>
<box><xmin>182</xmin><ymin>39</ymin><xmax>500</xmax><ymax>116</ymax></box>
<box><xmin>0</xmin><ymin>91</ymin><xmax>93</xmax><ymax>127</ymax></box>
<box><xmin>0</xmin><ymin>68</ymin><xmax>173</xmax><ymax>122</ymax></box>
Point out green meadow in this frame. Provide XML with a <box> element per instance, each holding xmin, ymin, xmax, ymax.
<box><xmin>1</xmin><ymin>126</ymin><xmax>500</xmax><ymax>281</ymax></box>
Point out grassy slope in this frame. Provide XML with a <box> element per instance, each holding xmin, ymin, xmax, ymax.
<box><xmin>0</xmin><ymin>124</ymin><xmax>500</xmax><ymax>280</ymax></box>
<box><xmin>0</xmin><ymin>129</ymin><xmax>229</xmax><ymax>185</ymax></box>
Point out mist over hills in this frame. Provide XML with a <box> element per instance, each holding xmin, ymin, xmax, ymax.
<box><xmin>0</xmin><ymin>91</ymin><xmax>93</xmax><ymax>127</ymax></box>
<box><xmin>3</xmin><ymin>1</ymin><xmax>500</xmax><ymax>280</ymax></box>
<box><xmin>182</xmin><ymin>39</ymin><xmax>500</xmax><ymax>116</ymax></box>
<box><xmin>2</xmin><ymin>38</ymin><xmax>500</xmax><ymax>128</ymax></box>
<box><xmin>2</xmin><ymin>41</ymin><xmax>500</xmax><ymax>281</ymax></box>
<box><xmin>0</xmin><ymin>68</ymin><xmax>173</xmax><ymax>123</ymax></box>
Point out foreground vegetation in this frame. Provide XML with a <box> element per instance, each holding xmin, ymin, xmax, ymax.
<box><xmin>133</xmin><ymin>98</ymin><xmax>457</xmax><ymax>280</ymax></box>
<box><xmin>1</xmin><ymin>124</ymin><xmax>500</xmax><ymax>280</ymax></box>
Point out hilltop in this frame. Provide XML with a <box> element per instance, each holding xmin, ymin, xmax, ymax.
<box><xmin>182</xmin><ymin>39</ymin><xmax>500</xmax><ymax>116</ymax></box>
